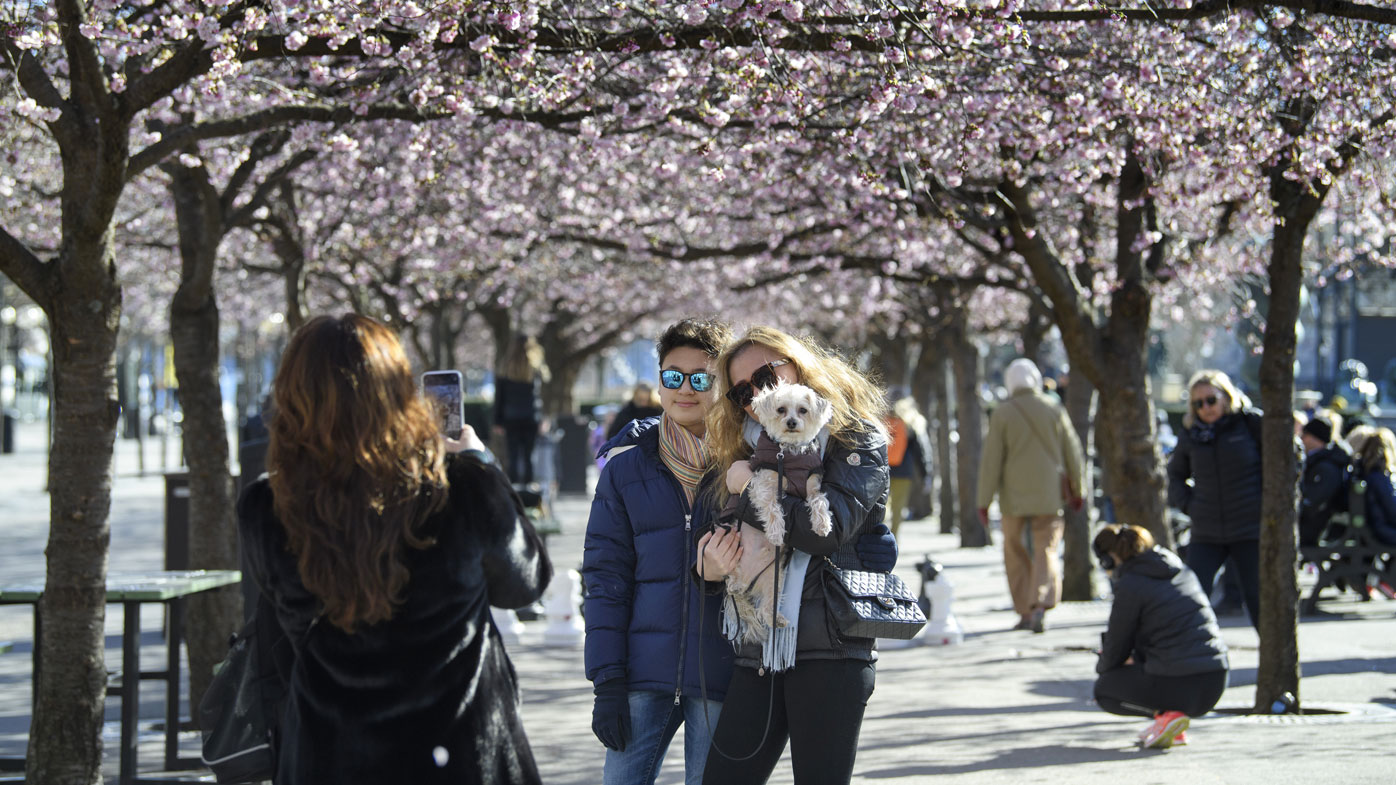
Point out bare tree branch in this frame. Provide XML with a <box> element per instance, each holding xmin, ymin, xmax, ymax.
<box><xmin>126</xmin><ymin>103</ymin><xmax>448</xmax><ymax>179</ymax></box>
<box><xmin>0</xmin><ymin>225</ymin><xmax>53</xmax><ymax>309</ymax></box>
<box><xmin>226</xmin><ymin>150</ymin><xmax>318</xmax><ymax>229</ymax></box>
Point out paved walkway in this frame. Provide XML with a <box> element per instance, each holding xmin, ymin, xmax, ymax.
<box><xmin>2</xmin><ymin>419</ymin><xmax>1395</xmax><ymax>783</ymax></box>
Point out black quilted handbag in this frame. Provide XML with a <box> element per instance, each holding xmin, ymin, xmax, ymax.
<box><xmin>824</xmin><ymin>561</ymin><xmax>927</xmax><ymax>640</ymax></box>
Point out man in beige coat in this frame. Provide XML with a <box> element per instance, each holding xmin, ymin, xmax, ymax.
<box><xmin>977</xmin><ymin>358</ymin><xmax>1087</xmax><ymax>633</ymax></box>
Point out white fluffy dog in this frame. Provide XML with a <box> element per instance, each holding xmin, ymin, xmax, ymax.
<box><xmin>724</xmin><ymin>381</ymin><xmax>835</xmax><ymax>642</ymax></box>
<box><xmin>747</xmin><ymin>381</ymin><xmax>835</xmax><ymax>546</ymax></box>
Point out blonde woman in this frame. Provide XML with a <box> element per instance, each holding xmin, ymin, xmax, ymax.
<box><xmin>694</xmin><ymin>326</ymin><xmax>893</xmax><ymax>785</ymax></box>
<box><xmin>1349</xmin><ymin>426</ymin><xmax>1396</xmax><ymax>547</ymax></box>
<box><xmin>494</xmin><ymin>334</ymin><xmax>549</xmax><ymax>485</ymax></box>
<box><xmin>1166</xmin><ymin>370</ymin><xmax>1263</xmax><ymax>628</ymax></box>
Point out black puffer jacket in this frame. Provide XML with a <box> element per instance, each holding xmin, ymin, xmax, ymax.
<box><xmin>700</xmin><ymin>421</ymin><xmax>890</xmax><ymax>668</ymax></box>
<box><xmin>1097</xmin><ymin>547</ymin><xmax>1229</xmax><ymax>678</ymax></box>
<box><xmin>1167</xmin><ymin>409</ymin><xmax>1263</xmax><ymax>543</ymax></box>
<box><xmin>1299</xmin><ymin>443</ymin><xmax>1351</xmax><ymax>546</ymax></box>
<box><xmin>239</xmin><ymin>453</ymin><xmax>552</xmax><ymax>785</ymax></box>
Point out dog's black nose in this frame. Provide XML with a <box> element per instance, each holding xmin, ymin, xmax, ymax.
<box><xmin>786</xmin><ymin>418</ymin><xmax>799</xmax><ymax>430</ymax></box>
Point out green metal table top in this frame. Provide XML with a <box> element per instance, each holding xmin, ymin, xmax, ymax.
<box><xmin>0</xmin><ymin>570</ymin><xmax>241</xmax><ymax>603</ymax></box>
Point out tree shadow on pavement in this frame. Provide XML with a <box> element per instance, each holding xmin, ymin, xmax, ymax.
<box><xmin>1225</xmin><ymin>656</ymin><xmax>1396</xmax><ymax>688</ymax></box>
<box><xmin>855</xmin><ymin>741</ymin><xmax>1148</xmax><ymax>778</ymax></box>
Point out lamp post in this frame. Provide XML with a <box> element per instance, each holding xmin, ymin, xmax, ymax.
<box><xmin>1</xmin><ymin>304</ymin><xmax>15</xmax><ymax>410</ymax></box>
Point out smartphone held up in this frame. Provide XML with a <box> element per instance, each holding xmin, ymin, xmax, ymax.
<box><xmin>422</xmin><ymin>370</ymin><xmax>464</xmax><ymax>438</ymax></box>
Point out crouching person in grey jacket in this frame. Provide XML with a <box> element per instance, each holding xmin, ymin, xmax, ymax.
<box><xmin>1092</xmin><ymin>524</ymin><xmax>1230</xmax><ymax>750</ymax></box>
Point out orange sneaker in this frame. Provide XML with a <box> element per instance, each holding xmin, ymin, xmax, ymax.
<box><xmin>1140</xmin><ymin>711</ymin><xmax>1189</xmax><ymax>749</ymax></box>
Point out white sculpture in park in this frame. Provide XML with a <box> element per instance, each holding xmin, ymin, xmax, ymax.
<box><xmin>542</xmin><ymin>568</ymin><xmax>585</xmax><ymax>647</ymax></box>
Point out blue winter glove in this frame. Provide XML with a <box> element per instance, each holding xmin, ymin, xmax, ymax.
<box><xmin>591</xmin><ymin>679</ymin><xmax>631</xmax><ymax>751</ymax></box>
<box><xmin>856</xmin><ymin>522</ymin><xmax>898</xmax><ymax>571</ymax></box>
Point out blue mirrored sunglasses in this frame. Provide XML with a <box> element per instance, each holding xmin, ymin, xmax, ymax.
<box><xmin>660</xmin><ymin>369</ymin><xmax>715</xmax><ymax>392</ymax></box>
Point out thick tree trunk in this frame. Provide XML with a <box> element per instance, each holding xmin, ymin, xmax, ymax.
<box><xmin>1061</xmin><ymin>376</ymin><xmax>1097</xmax><ymax>600</ymax></box>
<box><xmin>947</xmin><ymin>309</ymin><xmax>990</xmax><ymax>548</ymax></box>
<box><xmin>997</xmin><ymin>159</ymin><xmax>1169</xmax><ymax>544</ymax></box>
<box><xmin>1252</xmin><ymin>175</ymin><xmax>1311</xmax><ymax>714</ymax></box>
<box><xmin>168</xmin><ymin>163</ymin><xmax>244</xmax><ymax>723</ymax></box>
<box><xmin>169</xmin><ymin>298</ymin><xmax>242</xmax><ymax>719</ymax></box>
<box><xmin>923</xmin><ymin>333</ymin><xmax>957</xmax><ymax>535</ymax></box>
<box><xmin>1092</xmin><ymin>298</ymin><xmax>1170</xmax><ymax>548</ymax></box>
<box><xmin>905</xmin><ymin>341</ymin><xmax>937</xmax><ymax>521</ymax></box>
<box><xmin>28</xmin><ymin>286</ymin><xmax>120</xmax><ymax>785</ymax></box>
<box><xmin>1020</xmin><ymin>297</ymin><xmax>1053</xmax><ymax>366</ymax></box>
<box><xmin>544</xmin><ymin>364</ymin><xmax>581</xmax><ymax>418</ymax></box>
<box><xmin>869</xmin><ymin>330</ymin><xmax>910</xmax><ymax>393</ymax></box>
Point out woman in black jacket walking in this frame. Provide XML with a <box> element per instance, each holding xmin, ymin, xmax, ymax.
<box><xmin>240</xmin><ymin>314</ymin><xmax>552</xmax><ymax>784</ymax></box>
<box><xmin>1093</xmin><ymin>524</ymin><xmax>1229</xmax><ymax>749</ymax></box>
<box><xmin>1166</xmin><ymin>369</ymin><xmax>1264</xmax><ymax>627</ymax></box>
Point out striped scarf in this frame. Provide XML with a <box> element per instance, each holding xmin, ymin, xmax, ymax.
<box><xmin>658</xmin><ymin>414</ymin><xmax>707</xmax><ymax>504</ymax></box>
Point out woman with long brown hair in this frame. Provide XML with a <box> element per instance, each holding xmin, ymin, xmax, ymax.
<box><xmin>238</xmin><ymin>314</ymin><xmax>551</xmax><ymax>784</ymax></box>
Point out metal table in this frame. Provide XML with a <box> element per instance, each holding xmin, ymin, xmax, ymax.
<box><xmin>0</xmin><ymin>569</ymin><xmax>242</xmax><ymax>785</ymax></box>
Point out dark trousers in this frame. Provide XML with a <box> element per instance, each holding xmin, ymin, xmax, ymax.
<box><xmin>1185</xmin><ymin>540</ymin><xmax>1261</xmax><ymax>628</ymax></box>
<box><xmin>702</xmin><ymin>660</ymin><xmax>874</xmax><ymax>785</ymax></box>
<box><xmin>502</xmin><ymin>420</ymin><xmax>537</xmax><ymax>485</ymax></box>
<box><xmin>1095</xmin><ymin>664</ymin><xmax>1228</xmax><ymax>717</ymax></box>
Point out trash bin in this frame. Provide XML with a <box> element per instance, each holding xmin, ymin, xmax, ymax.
<box><xmin>1</xmin><ymin>409</ymin><xmax>15</xmax><ymax>454</ymax></box>
<box><xmin>164</xmin><ymin>472</ymin><xmax>190</xmax><ymax>570</ymax></box>
<box><xmin>557</xmin><ymin>415</ymin><xmax>592</xmax><ymax>494</ymax></box>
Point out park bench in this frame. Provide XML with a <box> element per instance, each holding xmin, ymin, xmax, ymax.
<box><xmin>1299</xmin><ymin>498</ymin><xmax>1396</xmax><ymax>613</ymax></box>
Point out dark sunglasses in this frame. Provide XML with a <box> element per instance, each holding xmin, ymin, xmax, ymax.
<box><xmin>660</xmin><ymin>369</ymin><xmax>715</xmax><ymax>392</ymax></box>
<box><xmin>1191</xmin><ymin>394</ymin><xmax>1219</xmax><ymax>410</ymax></box>
<box><xmin>725</xmin><ymin>358</ymin><xmax>792</xmax><ymax>408</ymax></box>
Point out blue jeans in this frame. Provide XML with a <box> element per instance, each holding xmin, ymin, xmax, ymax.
<box><xmin>603</xmin><ymin>690</ymin><xmax>723</xmax><ymax>785</ymax></box>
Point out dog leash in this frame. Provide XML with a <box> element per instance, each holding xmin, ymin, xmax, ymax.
<box><xmin>697</xmin><ymin>449</ymin><xmax>788</xmax><ymax>762</ymax></box>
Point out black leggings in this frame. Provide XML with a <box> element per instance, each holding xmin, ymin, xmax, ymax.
<box><xmin>1095</xmin><ymin>665</ymin><xmax>1228</xmax><ymax>718</ymax></box>
<box><xmin>1186</xmin><ymin>540</ymin><xmax>1261</xmax><ymax>628</ymax></box>
<box><xmin>702</xmin><ymin>660</ymin><xmax>874</xmax><ymax>785</ymax></box>
<box><xmin>502</xmin><ymin>420</ymin><xmax>537</xmax><ymax>485</ymax></box>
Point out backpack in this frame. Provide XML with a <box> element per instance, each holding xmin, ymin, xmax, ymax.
<box><xmin>199</xmin><ymin>593</ymin><xmax>297</xmax><ymax>783</ymax></box>
<box><xmin>885</xmin><ymin>417</ymin><xmax>909</xmax><ymax>467</ymax></box>
<box><xmin>199</xmin><ymin>619</ymin><xmax>281</xmax><ymax>782</ymax></box>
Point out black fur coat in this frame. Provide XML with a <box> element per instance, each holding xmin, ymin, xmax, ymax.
<box><xmin>238</xmin><ymin>452</ymin><xmax>552</xmax><ymax>784</ymax></box>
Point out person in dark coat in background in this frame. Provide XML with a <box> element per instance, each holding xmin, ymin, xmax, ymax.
<box><xmin>1298</xmin><ymin>413</ymin><xmax>1351</xmax><ymax>547</ymax></box>
<box><xmin>1167</xmin><ymin>369</ymin><xmax>1265</xmax><ymax>629</ymax></box>
<box><xmin>1348</xmin><ymin>426</ymin><xmax>1396</xmax><ymax>548</ymax></box>
<box><xmin>606</xmin><ymin>381</ymin><xmax>665</xmax><ymax>440</ymax></box>
<box><xmin>494</xmin><ymin>334</ymin><xmax>549</xmax><ymax>486</ymax></box>
<box><xmin>1093</xmin><ymin>524</ymin><xmax>1229</xmax><ymax>750</ymax></box>
<box><xmin>239</xmin><ymin>314</ymin><xmax>551</xmax><ymax>785</ymax></box>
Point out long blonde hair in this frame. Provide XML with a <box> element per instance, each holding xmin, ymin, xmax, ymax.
<box><xmin>704</xmin><ymin>326</ymin><xmax>886</xmax><ymax>506</ymax></box>
<box><xmin>1182</xmin><ymin>369</ymin><xmax>1251</xmax><ymax>429</ymax></box>
<box><xmin>500</xmin><ymin>334</ymin><xmax>549</xmax><ymax>382</ymax></box>
<box><xmin>1351</xmin><ymin>425</ymin><xmax>1395</xmax><ymax>475</ymax></box>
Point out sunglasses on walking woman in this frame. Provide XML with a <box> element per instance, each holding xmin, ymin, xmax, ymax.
<box><xmin>660</xmin><ymin>369</ymin><xmax>716</xmax><ymax>392</ymax></box>
<box><xmin>1191</xmin><ymin>394</ymin><xmax>1219</xmax><ymax>410</ymax></box>
<box><xmin>725</xmin><ymin>358</ymin><xmax>792</xmax><ymax>408</ymax></box>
